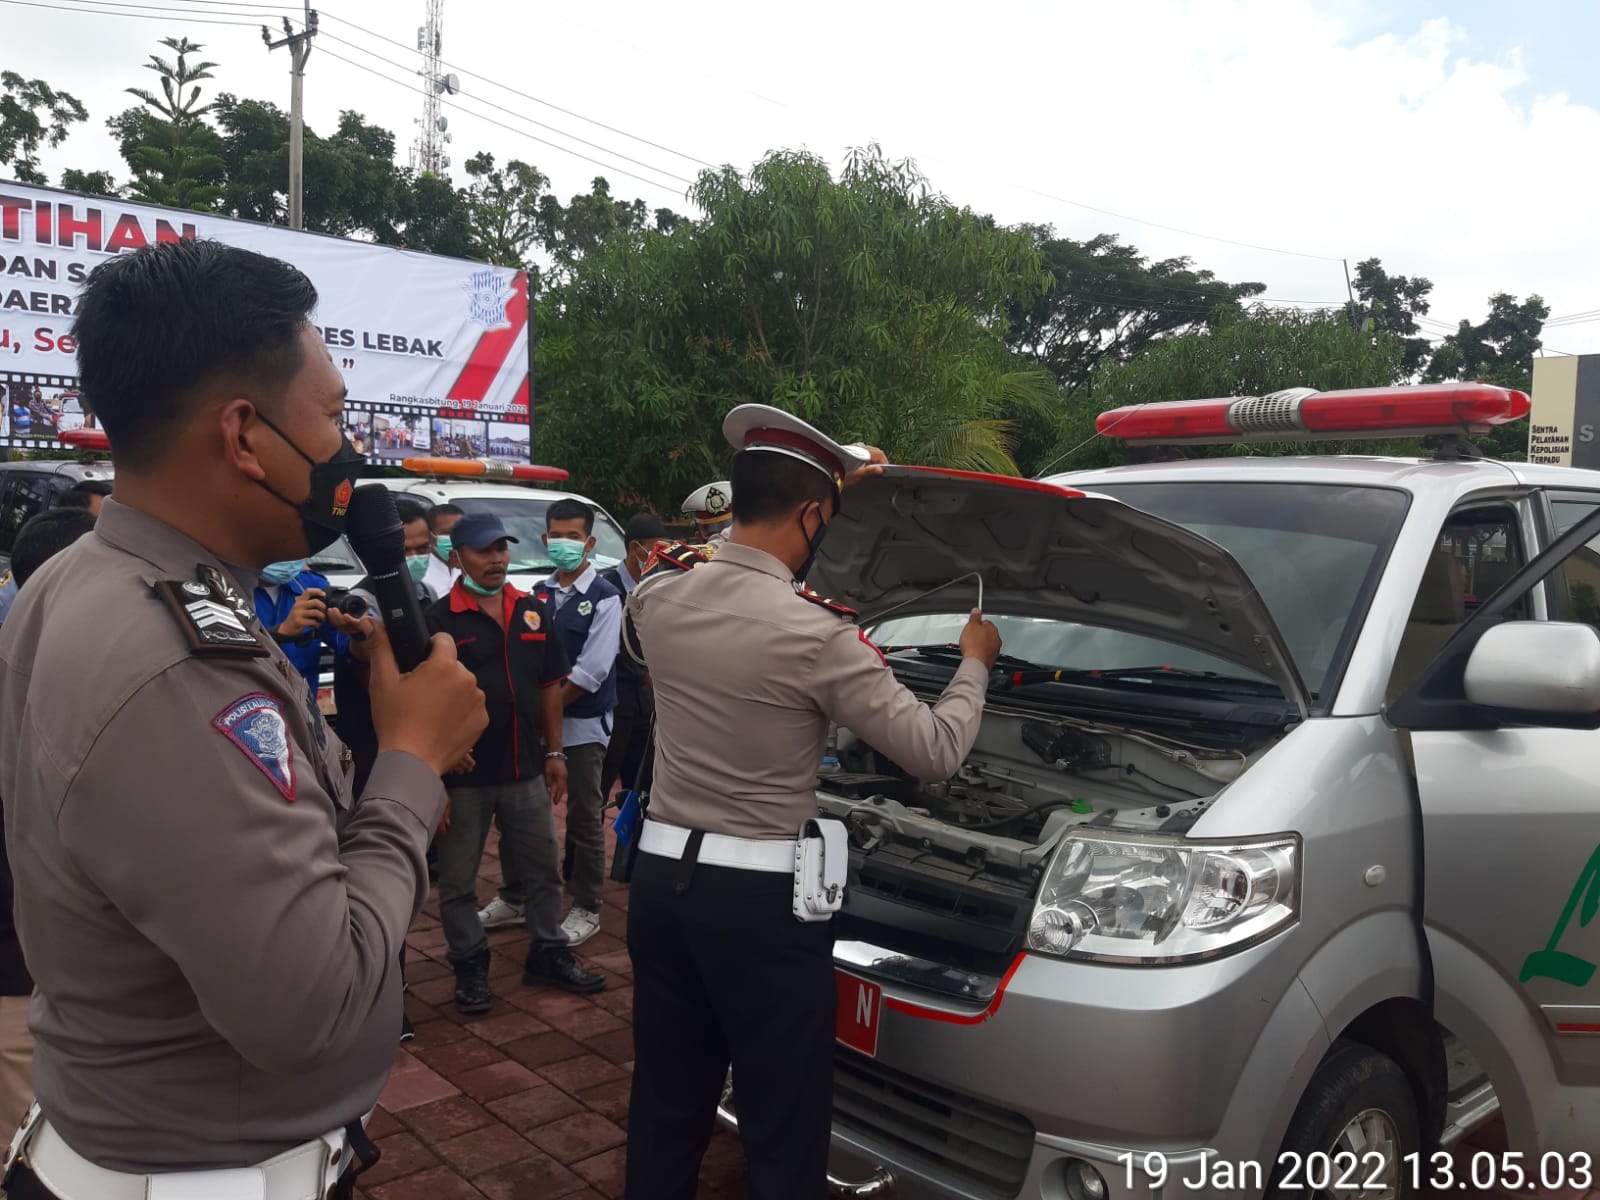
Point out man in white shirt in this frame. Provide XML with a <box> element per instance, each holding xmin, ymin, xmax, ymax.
<box><xmin>423</xmin><ymin>503</ymin><xmax>463</xmax><ymax>601</ymax></box>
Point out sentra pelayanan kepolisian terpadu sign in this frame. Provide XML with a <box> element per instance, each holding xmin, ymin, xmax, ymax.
<box><xmin>0</xmin><ymin>180</ymin><xmax>531</xmax><ymax>462</ymax></box>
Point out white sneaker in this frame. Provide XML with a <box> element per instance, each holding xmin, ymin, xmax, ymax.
<box><xmin>478</xmin><ymin>897</ymin><xmax>524</xmax><ymax>929</ymax></box>
<box><xmin>560</xmin><ymin>907</ymin><xmax>601</xmax><ymax>946</ymax></box>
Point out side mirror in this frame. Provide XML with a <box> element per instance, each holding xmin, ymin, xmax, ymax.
<box><xmin>1464</xmin><ymin>622</ymin><xmax>1600</xmax><ymax>714</ymax></box>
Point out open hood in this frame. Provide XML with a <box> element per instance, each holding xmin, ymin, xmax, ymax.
<box><xmin>806</xmin><ymin>465</ymin><xmax>1309</xmax><ymax>717</ymax></box>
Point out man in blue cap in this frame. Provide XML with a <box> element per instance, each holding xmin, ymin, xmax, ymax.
<box><xmin>424</xmin><ymin>512</ymin><xmax>605</xmax><ymax>1013</ymax></box>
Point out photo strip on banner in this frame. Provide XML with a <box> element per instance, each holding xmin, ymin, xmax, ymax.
<box><xmin>2</xmin><ymin>373</ymin><xmax>95</xmax><ymax>450</ymax></box>
<box><xmin>0</xmin><ymin>182</ymin><xmax>532</xmax><ymax>460</ymax></box>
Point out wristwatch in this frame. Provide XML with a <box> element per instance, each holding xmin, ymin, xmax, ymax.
<box><xmin>545</xmin><ymin>751</ymin><xmax>567</xmax><ymax>760</ymax></box>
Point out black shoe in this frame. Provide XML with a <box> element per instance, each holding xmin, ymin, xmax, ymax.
<box><xmin>400</xmin><ymin>1013</ymin><xmax>415</xmax><ymax>1043</ymax></box>
<box><xmin>524</xmin><ymin>945</ymin><xmax>605</xmax><ymax>994</ymax></box>
<box><xmin>452</xmin><ymin>951</ymin><xmax>492</xmax><ymax>1014</ymax></box>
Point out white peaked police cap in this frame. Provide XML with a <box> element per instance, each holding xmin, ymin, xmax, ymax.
<box><xmin>722</xmin><ymin>404</ymin><xmax>871</xmax><ymax>491</ymax></box>
<box><xmin>681</xmin><ymin>482</ymin><xmax>733</xmax><ymax>522</ymax></box>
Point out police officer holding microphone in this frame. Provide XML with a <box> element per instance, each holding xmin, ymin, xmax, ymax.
<box><xmin>624</xmin><ymin>405</ymin><xmax>1002</xmax><ymax>1199</ymax></box>
<box><xmin>0</xmin><ymin>239</ymin><xmax>488</xmax><ymax>1200</ymax></box>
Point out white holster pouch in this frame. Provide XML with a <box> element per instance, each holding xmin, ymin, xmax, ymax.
<box><xmin>793</xmin><ymin>817</ymin><xmax>848</xmax><ymax>922</ymax></box>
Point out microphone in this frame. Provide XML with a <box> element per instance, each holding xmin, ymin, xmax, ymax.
<box><xmin>345</xmin><ymin>484</ymin><xmax>431</xmax><ymax>672</ymax></box>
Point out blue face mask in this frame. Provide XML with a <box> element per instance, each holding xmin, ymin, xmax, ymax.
<box><xmin>545</xmin><ymin>536</ymin><xmax>588</xmax><ymax>573</ymax></box>
<box><xmin>260</xmin><ymin>559</ymin><xmax>306</xmax><ymax>586</ymax></box>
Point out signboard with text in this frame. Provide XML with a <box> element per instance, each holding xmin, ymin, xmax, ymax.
<box><xmin>0</xmin><ymin>180</ymin><xmax>530</xmax><ymax>459</ymax></box>
<box><xmin>1529</xmin><ymin>355</ymin><xmax>1600</xmax><ymax>469</ymax></box>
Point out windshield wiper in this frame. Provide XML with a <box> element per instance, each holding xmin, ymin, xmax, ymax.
<box><xmin>1036</xmin><ymin>665</ymin><xmax>1281</xmax><ymax>692</ymax></box>
<box><xmin>887</xmin><ymin>644</ymin><xmax>1051</xmax><ymax>673</ymax></box>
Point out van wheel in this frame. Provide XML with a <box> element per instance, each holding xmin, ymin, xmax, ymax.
<box><xmin>1266</xmin><ymin>1039</ymin><xmax>1419</xmax><ymax>1200</ymax></box>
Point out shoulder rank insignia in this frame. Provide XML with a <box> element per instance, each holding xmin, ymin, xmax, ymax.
<box><xmin>152</xmin><ymin>568</ymin><xmax>269</xmax><ymax>658</ymax></box>
<box><xmin>642</xmin><ymin>539</ymin><xmax>717</xmax><ymax>578</ymax></box>
<box><xmin>795</xmin><ymin>584</ymin><xmax>858</xmax><ymax>620</ymax></box>
<box><xmin>213</xmin><ymin>692</ymin><xmax>296</xmax><ymax>801</ymax></box>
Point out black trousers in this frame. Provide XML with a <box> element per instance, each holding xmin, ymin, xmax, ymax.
<box><xmin>5</xmin><ymin>1163</ymin><xmax>56</xmax><ymax>1199</ymax></box>
<box><xmin>625</xmin><ymin>849</ymin><xmax>835</xmax><ymax>1200</ymax></box>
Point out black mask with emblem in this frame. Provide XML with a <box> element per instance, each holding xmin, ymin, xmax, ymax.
<box><xmin>253</xmin><ymin>411</ymin><xmax>366</xmax><ymax>556</ymax></box>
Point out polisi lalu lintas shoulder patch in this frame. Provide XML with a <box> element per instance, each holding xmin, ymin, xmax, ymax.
<box><xmin>213</xmin><ymin>692</ymin><xmax>297</xmax><ymax>801</ymax></box>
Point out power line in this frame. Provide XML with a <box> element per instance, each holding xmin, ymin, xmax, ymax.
<box><xmin>55</xmin><ymin>0</ymin><xmax>299</xmax><ymax>11</ymax></box>
<box><xmin>0</xmin><ymin>0</ymin><xmax>259</xmax><ymax>27</ymax></box>
<box><xmin>313</xmin><ymin>45</ymin><xmax>688</xmax><ymax>199</ymax></box>
<box><xmin>317</xmin><ymin>28</ymin><xmax>695</xmax><ymax>186</ymax></box>
<box><xmin>319</xmin><ymin>10</ymin><xmax>717</xmax><ymax>171</ymax></box>
<box><xmin>1014</xmin><ymin>184</ymin><xmax>1348</xmax><ymax>264</ymax></box>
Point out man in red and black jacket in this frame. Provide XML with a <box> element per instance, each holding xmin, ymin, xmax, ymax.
<box><xmin>425</xmin><ymin>512</ymin><xmax>605</xmax><ymax>1013</ymax></box>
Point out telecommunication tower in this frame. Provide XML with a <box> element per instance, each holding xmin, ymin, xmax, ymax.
<box><xmin>410</xmin><ymin>0</ymin><xmax>457</xmax><ymax>176</ymax></box>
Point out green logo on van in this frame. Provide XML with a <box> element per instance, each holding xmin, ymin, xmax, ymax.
<box><xmin>1521</xmin><ymin>845</ymin><xmax>1600</xmax><ymax>988</ymax></box>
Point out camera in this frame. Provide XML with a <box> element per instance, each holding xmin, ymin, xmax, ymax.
<box><xmin>323</xmin><ymin>588</ymin><xmax>368</xmax><ymax>619</ymax></box>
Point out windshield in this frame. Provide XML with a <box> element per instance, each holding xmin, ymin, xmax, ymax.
<box><xmin>306</xmin><ymin>494</ymin><xmax>628</xmax><ymax>577</ymax></box>
<box><xmin>869</xmin><ymin>481</ymin><xmax>1408</xmax><ymax>702</ymax></box>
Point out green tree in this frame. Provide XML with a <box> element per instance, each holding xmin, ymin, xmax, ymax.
<box><xmin>1424</xmin><ymin>292</ymin><xmax>1548</xmax><ymax>393</ymax></box>
<box><xmin>0</xmin><ymin>71</ymin><xmax>88</xmax><ymax>184</ymax></box>
<box><xmin>1004</xmin><ymin>228</ymin><xmax>1263</xmax><ymax>471</ymax></box>
<box><xmin>536</xmin><ymin>176</ymin><xmax>683</xmax><ymax>284</ymax></box>
<box><xmin>1042</xmin><ymin>305</ymin><xmax>1406</xmax><ymax>473</ymax></box>
<box><xmin>59</xmin><ymin>168</ymin><xmax>119</xmax><ymax>195</ymax></box>
<box><xmin>116</xmin><ymin>37</ymin><xmax>226</xmax><ymax>211</ymax></box>
<box><xmin>391</xmin><ymin>169</ymin><xmax>475</xmax><ymax>258</ymax></box>
<box><xmin>536</xmin><ymin>144</ymin><xmax>1053</xmax><ymax>514</ymax></box>
<box><xmin>1422</xmin><ymin>291</ymin><xmax>1547</xmax><ymax>461</ymax></box>
<box><xmin>1007</xmin><ymin>230</ymin><xmax>1263</xmax><ymax>388</ymax></box>
<box><xmin>462</xmin><ymin>151</ymin><xmax>549</xmax><ymax>267</ymax></box>
<box><xmin>1343</xmin><ymin>257</ymin><xmax>1435</xmax><ymax>377</ymax></box>
<box><xmin>211</xmin><ymin>96</ymin><xmax>407</xmax><ymax>240</ymax></box>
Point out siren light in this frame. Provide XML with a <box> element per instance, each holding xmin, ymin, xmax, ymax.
<box><xmin>400</xmin><ymin>456</ymin><xmax>569</xmax><ymax>483</ymax></box>
<box><xmin>1095</xmin><ymin>383</ymin><xmax>1532</xmax><ymax>446</ymax></box>
<box><xmin>59</xmin><ymin>428</ymin><xmax>110</xmax><ymax>451</ymax></box>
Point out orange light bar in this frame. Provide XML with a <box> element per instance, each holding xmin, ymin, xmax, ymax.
<box><xmin>400</xmin><ymin>456</ymin><xmax>569</xmax><ymax>483</ymax></box>
<box><xmin>1096</xmin><ymin>383</ymin><xmax>1532</xmax><ymax>445</ymax></box>
<box><xmin>59</xmin><ymin>428</ymin><xmax>110</xmax><ymax>451</ymax></box>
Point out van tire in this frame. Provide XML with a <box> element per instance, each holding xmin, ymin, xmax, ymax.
<box><xmin>1265</xmin><ymin>1038</ymin><xmax>1419</xmax><ymax>1199</ymax></box>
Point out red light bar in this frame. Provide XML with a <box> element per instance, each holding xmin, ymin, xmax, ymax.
<box><xmin>59</xmin><ymin>429</ymin><xmax>110</xmax><ymax>451</ymax></box>
<box><xmin>1096</xmin><ymin>384</ymin><xmax>1531</xmax><ymax>446</ymax></box>
<box><xmin>400</xmin><ymin>457</ymin><xmax>569</xmax><ymax>483</ymax></box>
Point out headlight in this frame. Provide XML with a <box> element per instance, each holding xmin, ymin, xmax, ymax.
<box><xmin>1026</xmin><ymin>830</ymin><xmax>1299</xmax><ymax>964</ymax></box>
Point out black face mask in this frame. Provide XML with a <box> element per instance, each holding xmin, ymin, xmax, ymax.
<box><xmin>796</xmin><ymin>501</ymin><xmax>831</xmax><ymax>582</ymax></box>
<box><xmin>253</xmin><ymin>411</ymin><xmax>366</xmax><ymax>555</ymax></box>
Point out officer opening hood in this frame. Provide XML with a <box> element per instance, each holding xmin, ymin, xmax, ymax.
<box><xmin>805</xmin><ymin>465</ymin><xmax>1310</xmax><ymax>718</ymax></box>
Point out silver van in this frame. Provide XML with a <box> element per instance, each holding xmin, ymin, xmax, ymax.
<box><xmin>752</xmin><ymin>385</ymin><xmax>1600</xmax><ymax>1199</ymax></box>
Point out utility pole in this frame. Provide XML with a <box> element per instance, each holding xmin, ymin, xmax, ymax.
<box><xmin>263</xmin><ymin>3</ymin><xmax>318</xmax><ymax>230</ymax></box>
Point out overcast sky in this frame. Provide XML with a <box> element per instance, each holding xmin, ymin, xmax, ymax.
<box><xmin>11</xmin><ymin>0</ymin><xmax>1600</xmax><ymax>355</ymax></box>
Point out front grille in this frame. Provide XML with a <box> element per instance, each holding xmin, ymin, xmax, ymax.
<box><xmin>832</xmin><ymin>1047</ymin><xmax>1035</xmax><ymax>1198</ymax></box>
<box><xmin>838</xmin><ymin>847</ymin><xmax>1033</xmax><ymax>977</ymax></box>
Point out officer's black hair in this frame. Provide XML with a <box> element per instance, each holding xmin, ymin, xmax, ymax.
<box><xmin>546</xmin><ymin>497</ymin><xmax>594</xmax><ymax>534</ymax></box>
<box><xmin>72</xmin><ymin>238</ymin><xmax>318</xmax><ymax>472</ymax></box>
<box><xmin>12</xmin><ymin>509</ymin><xmax>98</xmax><ymax>586</ymax></box>
<box><xmin>427</xmin><ymin>503</ymin><xmax>464</xmax><ymax>532</ymax></box>
<box><xmin>55</xmin><ymin>480</ymin><xmax>114</xmax><ymax>510</ymax></box>
<box><xmin>394</xmin><ymin>497</ymin><xmax>430</xmax><ymax>527</ymax></box>
<box><xmin>730</xmin><ymin>449</ymin><xmax>836</xmax><ymax>524</ymax></box>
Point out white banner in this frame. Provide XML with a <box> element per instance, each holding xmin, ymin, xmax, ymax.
<box><xmin>0</xmin><ymin>181</ymin><xmax>530</xmax><ymax>460</ymax></box>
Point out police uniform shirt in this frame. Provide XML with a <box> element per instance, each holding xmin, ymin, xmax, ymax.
<box><xmin>0</xmin><ymin>499</ymin><xmax>445</xmax><ymax>1172</ymax></box>
<box><xmin>628</xmin><ymin>541</ymin><xmax>988</xmax><ymax>840</ymax></box>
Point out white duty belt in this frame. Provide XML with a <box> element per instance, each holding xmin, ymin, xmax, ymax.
<box><xmin>639</xmin><ymin>816</ymin><xmax>849</xmax><ymax>923</ymax></box>
<box><xmin>638</xmin><ymin>818</ymin><xmax>793</xmax><ymax>872</ymax></box>
<box><xmin>3</xmin><ymin>1102</ymin><xmax>366</xmax><ymax>1200</ymax></box>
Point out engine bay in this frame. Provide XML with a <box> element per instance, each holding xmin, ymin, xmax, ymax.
<box><xmin>817</xmin><ymin>701</ymin><xmax>1284</xmax><ymax>876</ymax></box>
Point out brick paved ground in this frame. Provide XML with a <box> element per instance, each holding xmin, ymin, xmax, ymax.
<box><xmin>354</xmin><ymin>815</ymin><xmax>1578</xmax><ymax>1199</ymax></box>
<box><xmin>354</xmin><ymin>817</ymin><xmax>749</xmax><ymax>1200</ymax></box>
